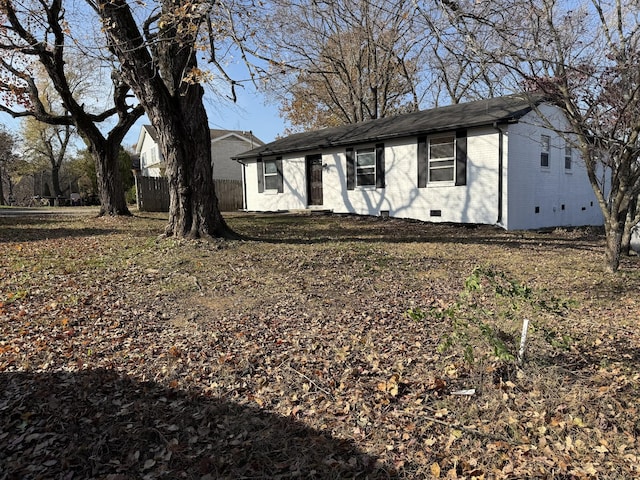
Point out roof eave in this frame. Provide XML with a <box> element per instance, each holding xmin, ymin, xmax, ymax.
<box><xmin>234</xmin><ymin>116</ymin><xmax>525</xmax><ymax>161</ymax></box>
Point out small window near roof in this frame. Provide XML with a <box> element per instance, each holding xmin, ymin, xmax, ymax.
<box><xmin>541</xmin><ymin>135</ymin><xmax>550</xmax><ymax>168</ymax></box>
<box><xmin>564</xmin><ymin>145</ymin><xmax>572</xmax><ymax>170</ymax></box>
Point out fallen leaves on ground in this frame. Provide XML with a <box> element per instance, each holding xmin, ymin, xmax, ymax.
<box><xmin>0</xmin><ymin>212</ymin><xmax>638</xmax><ymax>479</ymax></box>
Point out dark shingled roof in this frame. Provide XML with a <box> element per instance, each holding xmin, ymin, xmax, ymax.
<box><xmin>235</xmin><ymin>93</ymin><xmax>544</xmax><ymax>160</ymax></box>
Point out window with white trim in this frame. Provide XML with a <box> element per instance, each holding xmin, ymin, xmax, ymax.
<box><xmin>263</xmin><ymin>160</ymin><xmax>279</xmax><ymax>190</ymax></box>
<box><xmin>540</xmin><ymin>135</ymin><xmax>550</xmax><ymax>168</ymax></box>
<box><xmin>564</xmin><ymin>145</ymin><xmax>572</xmax><ymax>170</ymax></box>
<box><xmin>356</xmin><ymin>148</ymin><xmax>376</xmax><ymax>187</ymax></box>
<box><xmin>429</xmin><ymin>135</ymin><xmax>455</xmax><ymax>182</ymax></box>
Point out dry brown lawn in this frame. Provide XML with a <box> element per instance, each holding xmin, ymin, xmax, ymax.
<box><xmin>1</xmin><ymin>210</ymin><xmax>638</xmax><ymax>479</ymax></box>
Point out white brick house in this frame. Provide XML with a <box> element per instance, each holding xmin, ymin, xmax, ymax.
<box><xmin>235</xmin><ymin>94</ymin><xmax>603</xmax><ymax>230</ymax></box>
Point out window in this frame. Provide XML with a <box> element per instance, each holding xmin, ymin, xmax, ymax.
<box><xmin>356</xmin><ymin>148</ymin><xmax>376</xmax><ymax>186</ymax></box>
<box><xmin>418</xmin><ymin>131</ymin><xmax>466</xmax><ymax>187</ymax></box>
<box><xmin>564</xmin><ymin>145</ymin><xmax>572</xmax><ymax>170</ymax></box>
<box><xmin>263</xmin><ymin>160</ymin><xmax>279</xmax><ymax>190</ymax></box>
<box><xmin>346</xmin><ymin>144</ymin><xmax>385</xmax><ymax>190</ymax></box>
<box><xmin>257</xmin><ymin>157</ymin><xmax>283</xmax><ymax>193</ymax></box>
<box><xmin>540</xmin><ymin>135</ymin><xmax>550</xmax><ymax>168</ymax></box>
<box><xmin>429</xmin><ymin>135</ymin><xmax>455</xmax><ymax>182</ymax></box>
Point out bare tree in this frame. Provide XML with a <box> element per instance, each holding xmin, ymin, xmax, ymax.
<box><xmin>89</xmin><ymin>0</ymin><xmax>244</xmax><ymax>238</ymax></box>
<box><xmin>0</xmin><ymin>0</ymin><xmax>144</xmax><ymax>215</ymax></box>
<box><xmin>437</xmin><ymin>0</ymin><xmax>640</xmax><ymax>272</ymax></box>
<box><xmin>413</xmin><ymin>2</ymin><xmax>513</xmax><ymax>106</ymax></box>
<box><xmin>259</xmin><ymin>0</ymin><xmax>426</xmax><ymax>130</ymax></box>
<box><xmin>21</xmin><ymin>115</ymin><xmax>74</xmax><ymax>199</ymax></box>
<box><xmin>0</xmin><ymin>125</ymin><xmax>17</xmax><ymax>204</ymax></box>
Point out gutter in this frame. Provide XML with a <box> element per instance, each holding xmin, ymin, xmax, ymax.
<box><xmin>235</xmin><ymin>117</ymin><xmax>532</xmax><ymax>162</ymax></box>
<box><xmin>494</xmin><ymin>122</ymin><xmax>505</xmax><ymax>226</ymax></box>
<box><xmin>234</xmin><ymin>158</ymin><xmax>248</xmax><ymax>211</ymax></box>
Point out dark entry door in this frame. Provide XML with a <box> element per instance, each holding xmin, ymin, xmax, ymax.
<box><xmin>306</xmin><ymin>155</ymin><xmax>323</xmax><ymax>206</ymax></box>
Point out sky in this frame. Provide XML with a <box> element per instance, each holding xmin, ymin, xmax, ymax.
<box><xmin>121</xmin><ymin>82</ymin><xmax>288</xmax><ymax>149</ymax></box>
<box><xmin>1</xmin><ymin>84</ymin><xmax>287</xmax><ymax>152</ymax></box>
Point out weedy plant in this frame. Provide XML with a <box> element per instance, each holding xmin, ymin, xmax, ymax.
<box><xmin>409</xmin><ymin>265</ymin><xmax>575</xmax><ymax>373</ymax></box>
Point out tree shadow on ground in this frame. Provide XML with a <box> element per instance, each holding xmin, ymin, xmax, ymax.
<box><xmin>0</xmin><ymin>217</ymin><xmax>120</xmax><ymax>244</ymax></box>
<box><xmin>0</xmin><ymin>369</ymin><xmax>392</xmax><ymax>479</ymax></box>
<box><xmin>0</xmin><ymin>215</ymin><xmax>162</xmax><ymax>244</ymax></box>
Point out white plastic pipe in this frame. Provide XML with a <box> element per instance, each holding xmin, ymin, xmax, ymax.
<box><xmin>518</xmin><ymin>318</ymin><xmax>530</xmax><ymax>365</ymax></box>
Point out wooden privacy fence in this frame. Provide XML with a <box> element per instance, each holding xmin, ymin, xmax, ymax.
<box><xmin>136</xmin><ymin>176</ymin><xmax>243</xmax><ymax>212</ymax></box>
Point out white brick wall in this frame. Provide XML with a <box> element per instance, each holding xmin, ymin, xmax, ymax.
<box><xmin>245</xmin><ymin>128</ymin><xmax>502</xmax><ymax>225</ymax></box>
<box><xmin>244</xmin><ymin>107</ymin><xmax>604</xmax><ymax>231</ymax></box>
<box><xmin>505</xmin><ymin>107</ymin><xmax>602</xmax><ymax>230</ymax></box>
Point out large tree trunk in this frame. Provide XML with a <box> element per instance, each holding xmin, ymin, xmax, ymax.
<box><xmin>150</xmin><ymin>85</ymin><xmax>235</xmax><ymax>239</ymax></box>
<box><xmin>51</xmin><ymin>164</ymin><xmax>63</xmax><ymax>199</ymax></box>
<box><xmin>89</xmin><ymin>142</ymin><xmax>130</xmax><ymax>216</ymax></box>
<box><xmin>621</xmin><ymin>197</ymin><xmax>638</xmax><ymax>256</ymax></box>
<box><xmin>96</xmin><ymin>0</ymin><xmax>234</xmax><ymax>239</ymax></box>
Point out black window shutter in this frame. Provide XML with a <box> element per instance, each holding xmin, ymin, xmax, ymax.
<box><xmin>455</xmin><ymin>129</ymin><xmax>467</xmax><ymax>186</ymax></box>
<box><xmin>257</xmin><ymin>157</ymin><xmax>264</xmax><ymax>193</ymax></box>
<box><xmin>375</xmin><ymin>143</ymin><xmax>385</xmax><ymax>188</ymax></box>
<box><xmin>275</xmin><ymin>157</ymin><xmax>284</xmax><ymax>193</ymax></box>
<box><xmin>417</xmin><ymin>136</ymin><xmax>427</xmax><ymax>188</ymax></box>
<box><xmin>346</xmin><ymin>148</ymin><xmax>355</xmax><ymax>190</ymax></box>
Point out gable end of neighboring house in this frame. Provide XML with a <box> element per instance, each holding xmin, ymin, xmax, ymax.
<box><xmin>133</xmin><ymin>126</ymin><xmax>264</xmax><ymax>212</ymax></box>
<box><xmin>135</xmin><ymin>125</ymin><xmax>164</xmax><ymax>177</ymax></box>
<box><xmin>135</xmin><ymin>126</ymin><xmax>263</xmax><ymax>181</ymax></box>
<box><xmin>235</xmin><ymin>94</ymin><xmax>604</xmax><ymax>231</ymax></box>
<box><xmin>210</xmin><ymin>130</ymin><xmax>264</xmax><ymax>181</ymax></box>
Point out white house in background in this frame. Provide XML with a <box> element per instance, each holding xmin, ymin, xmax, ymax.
<box><xmin>135</xmin><ymin>125</ymin><xmax>264</xmax><ymax>180</ymax></box>
<box><xmin>234</xmin><ymin>94</ymin><xmax>604</xmax><ymax>231</ymax></box>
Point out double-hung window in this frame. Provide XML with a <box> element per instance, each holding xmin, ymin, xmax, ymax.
<box><xmin>257</xmin><ymin>157</ymin><xmax>283</xmax><ymax>193</ymax></box>
<box><xmin>356</xmin><ymin>148</ymin><xmax>376</xmax><ymax>187</ymax></box>
<box><xmin>564</xmin><ymin>145</ymin><xmax>572</xmax><ymax>170</ymax></box>
<box><xmin>263</xmin><ymin>160</ymin><xmax>279</xmax><ymax>190</ymax></box>
<box><xmin>346</xmin><ymin>144</ymin><xmax>385</xmax><ymax>190</ymax></box>
<box><xmin>540</xmin><ymin>135</ymin><xmax>550</xmax><ymax>168</ymax></box>
<box><xmin>418</xmin><ymin>131</ymin><xmax>466</xmax><ymax>187</ymax></box>
<box><xmin>429</xmin><ymin>135</ymin><xmax>456</xmax><ymax>182</ymax></box>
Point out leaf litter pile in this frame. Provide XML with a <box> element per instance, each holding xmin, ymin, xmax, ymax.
<box><xmin>1</xmin><ymin>211</ymin><xmax>639</xmax><ymax>479</ymax></box>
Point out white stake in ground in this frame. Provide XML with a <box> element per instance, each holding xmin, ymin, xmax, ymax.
<box><xmin>518</xmin><ymin>318</ymin><xmax>530</xmax><ymax>366</ymax></box>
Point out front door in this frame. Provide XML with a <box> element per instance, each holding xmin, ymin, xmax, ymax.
<box><xmin>306</xmin><ymin>155</ymin><xmax>323</xmax><ymax>206</ymax></box>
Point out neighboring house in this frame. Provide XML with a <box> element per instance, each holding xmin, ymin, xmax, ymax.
<box><xmin>235</xmin><ymin>94</ymin><xmax>604</xmax><ymax>230</ymax></box>
<box><xmin>135</xmin><ymin>125</ymin><xmax>164</xmax><ymax>177</ymax></box>
<box><xmin>134</xmin><ymin>125</ymin><xmax>264</xmax><ymax>211</ymax></box>
<box><xmin>135</xmin><ymin>125</ymin><xmax>264</xmax><ymax>180</ymax></box>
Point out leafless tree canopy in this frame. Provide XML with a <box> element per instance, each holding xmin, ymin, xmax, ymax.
<box><xmin>434</xmin><ymin>0</ymin><xmax>640</xmax><ymax>271</ymax></box>
<box><xmin>257</xmin><ymin>0</ymin><xmax>428</xmax><ymax>130</ymax></box>
<box><xmin>0</xmin><ymin>0</ymin><xmax>143</xmax><ymax>215</ymax></box>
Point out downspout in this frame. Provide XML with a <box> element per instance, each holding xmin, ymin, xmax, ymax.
<box><xmin>238</xmin><ymin>131</ymin><xmax>254</xmax><ymax>211</ymax></box>
<box><xmin>241</xmin><ymin>162</ymin><xmax>247</xmax><ymax>211</ymax></box>
<box><xmin>240</xmin><ymin>160</ymin><xmax>248</xmax><ymax>211</ymax></box>
<box><xmin>494</xmin><ymin>122</ymin><xmax>505</xmax><ymax>226</ymax></box>
<box><xmin>234</xmin><ymin>158</ymin><xmax>248</xmax><ymax>211</ymax></box>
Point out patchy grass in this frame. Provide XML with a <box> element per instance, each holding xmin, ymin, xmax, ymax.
<box><xmin>1</xmin><ymin>211</ymin><xmax>639</xmax><ymax>479</ymax></box>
